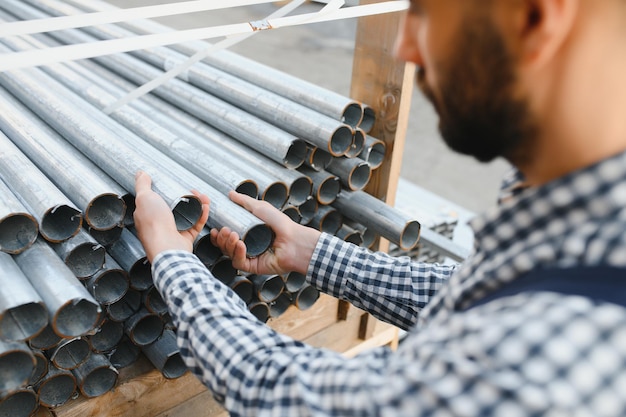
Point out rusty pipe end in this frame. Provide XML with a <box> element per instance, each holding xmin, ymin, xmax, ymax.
<box><xmin>171</xmin><ymin>194</ymin><xmax>203</xmax><ymax>232</ymax></box>
<box><xmin>347</xmin><ymin>162</ymin><xmax>372</xmax><ymax>191</ymax></box>
<box><xmin>344</xmin><ymin>128</ymin><xmax>365</xmax><ymax>159</ymax></box>
<box><xmin>235</xmin><ymin>181</ymin><xmax>258</xmax><ymax>199</ymax></box>
<box><xmin>260</xmin><ymin>182</ymin><xmax>289</xmax><ymax>209</ymax></box>
<box><xmin>358</xmin><ymin>105</ymin><xmax>376</xmax><ymax>133</ymax></box>
<box><xmin>40</xmin><ymin>205</ymin><xmax>82</xmax><ymax>243</ymax></box>
<box><xmin>0</xmin><ymin>302</ymin><xmax>48</xmax><ymax>342</ymax></box>
<box><xmin>329</xmin><ymin>125</ymin><xmax>353</xmax><ymax>157</ymax></box>
<box><xmin>283</xmin><ymin>139</ymin><xmax>307</xmax><ymax>169</ymax></box>
<box><xmin>0</xmin><ymin>213</ymin><xmax>38</xmax><ymax>254</ymax></box>
<box><xmin>53</xmin><ymin>298</ymin><xmax>101</xmax><ymax>338</ymax></box>
<box><xmin>85</xmin><ymin>194</ymin><xmax>126</xmax><ymax>231</ymax></box>
<box><xmin>316</xmin><ymin>176</ymin><xmax>341</xmax><ymax>206</ymax></box>
<box><xmin>399</xmin><ymin>220</ymin><xmax>422</xmax><ymax>251</ymax></box>
<box><xmin>341</xmin><ymin>102</ymin><xmax>364</xmax><ymax>128</ymax></box>
<box><xmin>242</xmin><ymin>223</ymin><xmax>273</xmax><ymax>258</ymax></box>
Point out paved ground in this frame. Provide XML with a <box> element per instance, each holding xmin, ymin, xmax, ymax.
<box><xmin>106</xmin><ymin>0</ymin><xmax>511</xmax><ymax>214</ymax></box>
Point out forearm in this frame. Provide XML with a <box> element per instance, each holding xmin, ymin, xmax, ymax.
<box><xmin>308</xmin><ymin>234</ymin><xmax>457</xmax><ymax>330</ymax></box>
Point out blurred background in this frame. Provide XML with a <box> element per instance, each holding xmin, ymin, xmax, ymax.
<box><xmin>106</xmin><ymin>0</ymin><xmax>511</xmax><ymax>215</ymax></box>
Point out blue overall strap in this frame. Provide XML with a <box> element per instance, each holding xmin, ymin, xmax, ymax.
<box><xmin>466</xmin><ymin>266</ymin><xmax>626</xmax><ymax>311</ymax></box>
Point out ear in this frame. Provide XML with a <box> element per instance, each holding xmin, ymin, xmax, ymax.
<box><xmin>517</xmin><ymin>0</ymin><xmax>579</xmax><ymax>68</ymax></box>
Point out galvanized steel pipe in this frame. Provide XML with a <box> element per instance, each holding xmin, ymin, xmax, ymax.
<box><xmin>326</xmin><ymin>157</ymin><xmax>372</xmax><ymax>191</ymax></box>
<box><xmin>193</xmin><ymin>228</ymin><xmax>223</xmax><ymax>269</ymax></box>
<box><xmin>0</xmin><ymin>131</ymin><xmax>81</xmax><ymax>243</ymax></box>
<box><xmin>0</xmin><ymin>83</ymin><xmax>126</xmax><ymax>231</ymax></box>
<box><xmin>35</xmin><ymin>365</ymin><xmax>77</xmax><ymax>408</ymax></box>
<box><xmin>269</xmin><ymin>293</ymin><xmax>292</xmax><ymax>319</ymax></box>
<box><xmin>124</xmin><ymin>307</ymin><xmax>164</xmax><ymax>346</ymax></box>
<box><xmin>292</xmin><ymin>286</ymin><xmax>320</xmax><ymax>311</ymax></box>
<box><xmin>89</xmin><ymin>319</ymin><xmax>123</xmax><ymax>354</ymax></box>
<box><xmin>107</xmin><ymin>336</ymin><xmax>140</xmax><ymax>369</ymax></box>
<box><xmin>27</xmin><ymin>324</ymin><xmax>61</xmax><ymax>352</ymax></box>
<box><xmin>142</xmin><ymin>329</ymin><xmax>187</xmax><ymax>380</ymax></box>
<box><xmin>249</xmin><ymin>274</ymin><xmax>285</xmax><ymax>303</ymax></box>
<box><xmin>50</xmin><ymin>228</ymin><xmax>105</xmax><ymax>279</ymax></box>
<box><xmin>345</xmin><ymin>128</ymin><xmax>366</xmax><ymax>159</ymax></box>
<box><xmin>0</xmin><ymin>178</ymin><xmax>38</xmax><ymax>254</ymax></box>
<box><xmin>297</xmin><ymin>166</ymin><xmax>341</xmax><ymax>205</ymax></box>
<box><xmin>359</xmin><ymin>135</ymin><xmax>387</xmax><ymax>170</ymax></box>
<box><xmin>29</xmin><ymin>349</ymin><xmax>48</xmax><ymax>386</ymax></box>
<box><xmin>107</xmin><ymin>228</ymin><xmax>151</xmax><ymax>291</ymax></box>
<box><xmin>284</xmin><ymin>271</ymin><xmax>307</xmax><ymax>294</ymax></box>
<box><xmin>72</xmin><ymin>353</ymin><xmax>118</xmax><ymax>398</ymax></box>
<box><xmin>0</xmin><ymin>388</ymin><xmax>38</xmax><ymax>417</ymax></box>
<box><xmin>143</xmin><ymin>287</ymin><xmax>168</xmax><ymax>316</ymax></box>
<box><xmin>14</xmin><ymin>239</ymin><xmax>101</xmax><ymax>338</ymax></box>
<box><xmin>47</xmin><ymin>337</ymin><xmax>90</xmax><ymax>371</ymax></box>
<box><xmin>209</xmin><ymin>257</ymin><xmax>237</xmax><ymax>286</ymax></box>
<box><xmin>0</xmin><ymin>340</ymin><xmax>35</xmax><ymax>392</ymax></box>
<box><xmin>85</xmin><ymin>254</ymin><xmax>129</xmax><ymax>305</ymax></box>
<box><xmin>307</xmin><ymin>205</ymin><xmax>343</xmax><ymax>235</ymax></box>
<box><xmin>304</xmin><ymin>146</ymin><xmax>332</xmax><ymax>172</ymax></box>
<box><xmin>0</xmin><ymin>252</ymin><xmax>47</xmax><ymax>341</ymax></box>
<box><xmin>106</xmin><ymin>288</ymin><xmax>141</xmax><ymax>323</ymax></box>
<box><xmin>230</xmin><ymin>275</ymin><xmax>254</xmax><ymax>304</ymax></box>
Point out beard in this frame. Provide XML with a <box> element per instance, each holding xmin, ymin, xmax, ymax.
<box><xmin>418</xmin><ymin>17</ymin><xmax>538</xmax><ymax>164</ymax></box>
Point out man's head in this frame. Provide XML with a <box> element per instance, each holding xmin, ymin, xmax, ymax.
<box><xmin>396</xmin><ymin>0</ymin><xmax>626</xmax><ymax>182</ymax></box>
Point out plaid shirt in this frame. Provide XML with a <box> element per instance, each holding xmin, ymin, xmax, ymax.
<box><xmin>153</xmin><ymin>150</ymin><xmax>626</xmax><ymax>417</ymax></box>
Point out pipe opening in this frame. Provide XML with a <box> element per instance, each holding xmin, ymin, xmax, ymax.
<box><xmin>400</xmin><ymin>221</ymin><xmax>421</xmax><ymax>251</ymax></box>
<box><xmin>287</xmin><ymin>176</ymin><xmax>312</xmax><ymax>206</ymax></box>
<box><xmin>319</xmin><ymin>210</ymin><xmax>343</xmax><ymax>235</ymax></box>
<box><xmin>348</xmin><ymin>163</ymin><xmax>372</xmax><ymax>191</ymax></box>
<box><xmin>261</xmin><ymin>182</ymin><xmax>289</xmax><ymax>209</ymax></box>
<box><xmin>283</xmin><ymin>139</ymin><xmax>307</xmax><ymax>169</ymax></box>
<box><xmin>341</xmin><ymin>103</ymin><xmax>364</xmax><ymax>127</ymax></box>
<box><xmin>269</xmin><ymin>293</ymin><xmax>292</xmax><ymax>318</ymax></box>
<box><xmin>90</xmin><ymin>269</ymin><xmax>129</xmax><ymax>305</ymax></box>
<box><xmin>65</xmin><ymin>242</ymin><xmax>106</xmax><ymax>279</ymax></box>
<box><xmin>366</xmin><ymin>141</ymin><xmax>386</xmax><ymax>169</ymax></box>
<box><xmin>194</xmin><ymin>233</ymin><xmax>222</xmax><ymax>269</ymax></box>
<box><xmin>298</xmin><ymin>197</ymin><xmax>318</xmax><ymax>225</ymax></box>
<box><xmin>29</xmin><ymin>351</ymin><xmax>48</xmax><ymax>386</ymax></box>
<box><xmin>85</xmin><ymin>194</ymin><xmax>125</xmax><ymax>231</ymax></box>
<box><xmin>0</xmin><ymin>350</ymin><xmax>34</xmax><ymax>392</ymax></box>
<box><xmin>337</xmin><ymin>226</ymin><xmax>364</xmax><ymax>246</ymax></box>
<box><xmin>359</xmin><ymin>106</ymin><xmax>376</xmax><ymax>133</ymax></box>
<box><xmin>0</xmin><ymin>389</ymin><xmax>38</xmax><ymax>417</ymax></box>
<box><xmin>284</xmin><ymin>271</ymin><xmax>306</xmax><ymax>293</ymax></box>
<box><xmin>80</xmin><ymin>366</ymin><xmax>118</xmax><ymax>398</ymax></box>
<box><xmin>0</xmin><ymin>302</ymin><xmax>48</xmax><ymax>341</ymax></box>
<box><xmin>54</xmin><ymin>298</ymin><xmax>100</xmax><ymax>338</ymax></box>
<box><xmin>28</xmin><ymin>325</ymin><xmax>61</xmax><ymax>351</ymax></box>
<box><xmin>90</xmin><ymin>321</ymin><xmax>124</xmax><ymax>353</ymax></box>
<box><xmin>41</xmin><ymin>205</ymin><xmax>82</xmax><ymax>243</ymax></box>
<box><xmin>50</xmin><ymin>338</ymin><xmax>90</xmax><ymax>370</ymax></box>
<box><xmin>37</xmin><ymin>372</ymin><xmax>76</xmax><ymax>408</ymax></box>
<box><xmin>107</xmin><ymin>289</ymin><xmax>141</xmax><ymax>322</ymax></box>
<box><xmin>161</xmin><ymin>353</ymin><xmax>187</xmax><ymax>379</ymax></box>
<box><xmin>242</xmin><ymin>224</ymin><xmax>273</xmax><ymax>258</ymax></box>
<box><xmin>345</xmin><ymin>128</ymin><xmax>365</xmax><ymax>158</ymax></box>
<box><xmin>144</xmin><ymin>287</ymin><xmax>168</xmax><ymax>316</ymax></box>
<box><xmin>235</xmin><ymin>181</ymin><xmax>258</xmax><ymax>199</ymax></box>
<box><xmin>294</xmin><ymin>286</ymin><xmax>320</xmax><ymax>311</ymax></box>
<box><xmin>329</xmin><ymin>125</ymin><xmax>353</xmax><ymax>156</ymax></box>
<box><xmin>127</xmin><ymin>312</ymin><xmax>163</xmax><ymax>346</ymax></box>
<box><xmin>0</xmin><ymin>214</ymin><xmax>38</xmax><ymax>254</ymax></box>
<box><xmin>247</xmin><ymin>302</ymin><xmax>269</xmax><ymax>323</ymax></box>
<box><xmin>210</xmin><ymin>258</ymin><xmax>237</xmax><ymax>285</ymax></box>
<box><xmin>121</xmin><ymin>193</ymin><xmax>135</xmax><ymax>227</ymax></box>
<box><xmin>230</xmin><ymin>277</ymin><xmax>254</xmax><ymax>304</ymax></box>
<box><xmin>172</xmin><ymin>195</ymin><xmax>203</xmax><ymax>232</ymax></box>
<box><xmin>281</xmin><ymin>206</ymin><xmax>302</xmax><ymax>224</ymax></box>
<box><xmin>129</xmin><ymin>258</ymin><xmax>152</xmax><ymax>291</ymax></box>
<box><xmin>88</xmin><ymin>225</ymin><xmax>123</xmax><ymax>248</ymax></box>
<box><xmin>108</xmin><ymin>338</ymin><xmax>140</xmax><ymax>369</ymax></box>
<box><xmin>256</xmin><ymin>275</ymin><xmax>284</xmax><ymax>303</ymax></box>
<box><xmin>308</xmin><ymin>148</ymin><xmax>332</xmax><ymax>171</ymax></box>
<box><xmin>317</xmin><ymin>177</ymin><xmax>341</xmax><ymax>206</ymax></box>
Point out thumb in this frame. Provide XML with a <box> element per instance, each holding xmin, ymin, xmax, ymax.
<box><xmin>135</xmin><ymin>170</ymin><xmax>152</xmax><ymax>195</ymax></box>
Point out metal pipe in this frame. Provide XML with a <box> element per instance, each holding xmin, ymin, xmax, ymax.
<box><xmin>0</xmin><ymin>42</ymin><xmax>202</xmax><ymax>233</ymax></box>
<box><xmin>34</xmin><ymin>365</ymin><xmax>77</xmax><ymax>408</ymax></box>
<box><xmin>0</xmin><ymin>388</ymin><xmax>38</xmax><ymax>417</ymax></box>
<box><xmin>359</xmin><ymin>135</ymin><xmax>386</xmax><ymax>170</ymax></box>
<box><xmin>47</xmin><ymin>337</ymin><xmax>90</xmax><ymax>371</ymax></box>
<box><xmin>229</xmin><ymin>275</ymin><xmax>254</xmax><ymax>304</ymax></box>
<box><xmin>0</xmin><ymin>340</ymin><xmax>35</xmax><ymax>392</ymax></box>
<box><xmin>50</xmin><ymin>228</ymin><xmax>106</xmax><ymax>279</ymax></box>
<box><xmin>209</xmin><ymin>256</ymin><xmax>237</xmax><ymax>286</ymax></box>
<box><xmin>247</xmin><ymin>301</ymin><xmax>270</xmax><ymax>323</ymax></box>
<box><xmin>283</xmin><ymin>271</ymin><xmax>307</xmax><ymax>294</ymax></box>
<box><xmin>143</xmin><ymin>287</ymin><xmax>168</xmax><ymax>316</ymax></box>
<box><xmin>89</xmin><ymin>319</ymin><xmax>123</xmax><ymax>354</ymax></box>
<box><xmin>142</xmin><ymin>329</ymin><xmax>187</xmax><ymax>380</ymax></box>
<box><xmin>88</xmin><ymin>225</ymin><xmax>123</xmax><ymax>248</ymax></box>
<box><xmin>29</xmin><ymin>349</ymin><xmax>48</xmax><ymax>386</ymax></box>
<box><xmin>122</xmin><ymin>193</ymin><xmax>135</xmax><ymax>227</ymax></box>
<box><xmin>292</xmin><ymin>286</ymin><xmax>320</xmax><ymax>311</ymax></box>
<box><xmin>106</xmin><ymin>288</ymin><xmax>141</xmax><ymax>323</ymax></box>
<box><xmin>0</xmin><ymin>131</ymin><xmax>81</xmax><ymax>243</ymax></box>
<box><xmin>0</xmin><ymin>178</ymin><xmax>37</xmax><ymax>254</ymax></box>
<box><xmin>0</xmin><ymin>84</ymin><xmax>126</xmax><ymax>231</ymax></box>
<box><xmin>418</xmin><ymin>228</ymin><xmax>471</xmax><ymax>263</ymax></box>
<box><xmin>249</xmin><ymin>274</ymin><xmax>285</xmax><ymax>303</ymax></box>
<box><xmin>85</xmin><ymin>254</ymin><xmax>129</xmax><ymax>305</ymax></box>
<box><xmin>307</xmin><ymin>205</ymin><xmax>343</xmax><ymax>235</ymax></box>
<box><xmin>0</xmin><ymin>252</ymin><xmax>48</xmax><ymax>341</ymax></box>
<box><xmin>326</xmin><ymin>157</ymin><xmax>372</xmax><ymax>191</ymax></box>
<box><xmin>344</xmin><ymin>219</ymin><xmax>377</xmax><ymax>249</ymax></box>
<box><xmin>281</xmin><ymin>206</ymin><xmax>302</xmax><ymax>224</ymax></box>
<box><xmin>359</xmin><ymin>105</ymin><xmax>376</xmax><ymax>133</ymax></box>
<box><xmin>27</xmin><ymin>324</ymin><xmax>61</xmax><ymax>351</ymax></box>
<box><xmin>332</xmin><ymin>190</ymin><xmax>421</xmax><ymax>251</ymax></box>
<box><xmin>193</xmin><ymin>228</ymin><xmax>223</xmax><ymax>269</ymax></box>
<box><xmin>107</xmin><ymin>228</ymin><xmax>151</xmax><ymax>291</ymax></box>
<box><xmin>336</xmin><ymin>224</ymin><xmax>364</xmax><ymax>246</ymax></box>
<box><xmin>14</xmin><ymin>239</ymin><xmax>101</xmax><ymax>338</ymax></box>
<box><xmin>297</xmin><ymin>196</ymin><xmax>319</xmax><ymax>225</ymax></box>
<box><xmin>297</xmin><ymin>166</ymin><xmax>341</xmax><ymax>205</ymax></box>
<box><xmin>269</xmin><ymin>293</ymin><xmax>292</xmax><ymax>319</ymax></box>
<box><xmin>124</xmin><ymin>307</ymin><xmax>164</xmax><ymax>346</ymax></box>
<box><xmin>67</xmin><ymin>0</ymin><xmax>365</xmax><ymax>127</ymax></box>
<box><xmin>72</xmin><ymin>353</ymin><xmax>118</xmax><ymax>398</ymax></box>
<box><xmin>345</xmin><ymin>128</ymin><xmax>366</xmax><ymax>159</ymax></box>
<box><xmin>107</xmin><ymin>336</ymin><xmax>141</xmax><ymax>369</ymax></box>
<box><xmin>304</xmin><ymin>146</ymin><xmax>332</xmax><ymax>172</ymax></box>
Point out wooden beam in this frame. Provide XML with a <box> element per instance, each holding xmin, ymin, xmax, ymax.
<box><xmin>349</xmin><ymin>0</ymin><xmax>415</xmax><ymax>252</ymax></box>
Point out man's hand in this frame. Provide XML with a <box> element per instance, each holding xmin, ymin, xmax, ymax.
<box><xmin>134</xmin><ymin>171</ymin><xmax>210</xmax><ymax>263</ymax></box>
<box><xmin>211</xmin><ymin>191</ymin><xmax>321</xmax><ymax>276</ymax></box>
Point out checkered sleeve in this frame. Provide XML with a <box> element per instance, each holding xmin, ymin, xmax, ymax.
<box><xmin>308</xmin><ymin>234</ymin><xmax>456</xmax><ymax>330</ymax></box>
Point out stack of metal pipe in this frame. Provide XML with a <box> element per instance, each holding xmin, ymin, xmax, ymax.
<box><xmin>0</xmin><ymin>0</ymin><xmax>439</xmax><ymax>414</ymax></box>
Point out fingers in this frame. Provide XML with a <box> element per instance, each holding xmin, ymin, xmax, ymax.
<box><xmin>191</xmin><ymin>190</ymin><xmax>210</xmax><ymax>235</ymax></box>
<box><xmin>135</xmin><ymin>170</ymin><xmax>152</xmax><ymax>196</ymax></box>
<box><xmin>228</xmin><ymin>190</ymin><xmax>286</xmax><ymax>226</ymax></box>
<box><xmin>210</xmin><ymin>227</ymin><xmax>243</xmax><ymax>259</ymax></box>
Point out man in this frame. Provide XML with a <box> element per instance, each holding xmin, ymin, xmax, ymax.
<box><xmin>134</xmin><ymin>0</ymin><xmax>626</xmax><ymax>415</ymax></box>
